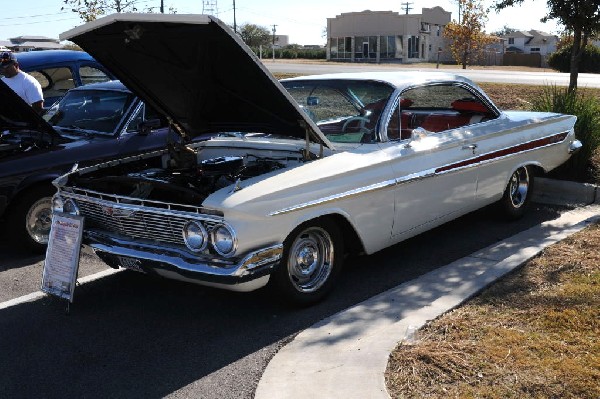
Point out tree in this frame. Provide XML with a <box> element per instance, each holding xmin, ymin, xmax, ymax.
<box><xmin>444</xmin><ymin>0</ymin><xmax>495</xmax><ymax>69</ymax></box>
<box><xmin>62</xmin><ymin>0</ymin><xmax>138</xmax><ymax>22</ymax></box>
<box><xmin>238</xmin><ymin>23</ymin><xmax>272</xmax><ymax>48</ymax></box>
<box><xmin>491</xmin><ymin>25</ymin><xmax>518</xmax><ymax>36</ymax></box>
<box><xmin>493</xmin><ymin>0</ymin><xmax>600</xmax><ymax>91</ymax></box>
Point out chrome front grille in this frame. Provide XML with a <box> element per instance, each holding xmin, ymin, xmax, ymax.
<box><xmin>62</xmin><ymin>189</ymin><xmax>221</xmax><ymax>247</ymax></box>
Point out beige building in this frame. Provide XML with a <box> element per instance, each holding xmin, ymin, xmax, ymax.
<box><xmin>327</xmin><ymin>7</ymin><xmax>451</xmax><ymax>63</ymax></box>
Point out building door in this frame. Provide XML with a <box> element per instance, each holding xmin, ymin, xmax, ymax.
<box><xmin>363</xmin><ymin>42</ymin><xmax>369</xmax><ymax>58</ymax></box>
<box><xmin>408</xmin><ymin>36</ymin><xmax>419</xmax><ymax>58</ymax></box>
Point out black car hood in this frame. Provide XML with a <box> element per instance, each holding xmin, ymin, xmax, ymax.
<box><xmin>0</xmin><ymin>80</ymin><xmax>59</xmax><ymax>137</ymax></box>
<box><xmin>60</xmin><ymin>13</ymin><xmax>331</xmax><ymax>148</ymax></box>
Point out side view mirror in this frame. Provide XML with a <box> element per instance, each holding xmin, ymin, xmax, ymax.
<box><xmin>411</xmin><ymin>127</ymin><xmax>428</xmax><ymax>140</ymax></box>
<box><xmin>403</xmin><ymin>127</ymin><xmax>429</xmax><ymax>148</ymax></box>
<box><xmin>139</xmin><ymin>118</ymin><xmax>162</xmax><ymax>135</ymax></box>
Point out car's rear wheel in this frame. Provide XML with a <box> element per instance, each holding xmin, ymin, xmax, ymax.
<box><xmin>8</xmin><ymin>186</ymin><xmax>55</xmax><ymax>253</ymax></box>
<box><xmin>271</xmin><ymin>218</ymin><xmax>344</xmax><ymax>306</ymax></box>
<box><xmin>498</xmin><ymin>166</ymin><xmax>534</xmax><ymax>220</ymax></box>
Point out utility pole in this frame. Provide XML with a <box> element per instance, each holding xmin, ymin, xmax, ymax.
<box><xmin>271</xmin><ymin>24</ymin><xmax>277</xmax><ymax>62</ymax></box>
<box><xmin>233</xmin><ymin>0</ymin><xmax>237</xmax><ymax>33</ymax></box>
<box><xmin>160</xmin><ymin>0</ymin><xmax>164</xmax><ymax>13</ymax></box>
<box><xmin>401</xmin><ymin>2</ymin><xmax>413</xmax><ymax>14</ymax></box>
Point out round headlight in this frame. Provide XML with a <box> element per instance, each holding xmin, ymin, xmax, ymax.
<box><xmin>211</xmin><ymin>225</ymin><xmax>236</xmax><ymax>256</ymax></box>
<box><xmin>182</xmin><ymin>221</ymin><xmax>208</xmax><ymax>252</ymax></box>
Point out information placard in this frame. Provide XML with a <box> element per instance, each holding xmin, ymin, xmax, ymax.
<box><xmin>41</xmin><ymin>212</ymin><xmax>84</xmax><ymax>302</ymax></box>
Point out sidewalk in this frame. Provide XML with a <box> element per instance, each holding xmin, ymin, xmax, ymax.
<box><xmin>255</xmin><ymin>179</ymin><xmax>600</xmax><ymax>399</ymax></box>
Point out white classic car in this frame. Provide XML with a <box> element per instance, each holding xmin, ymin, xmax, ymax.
<box><xmin>51</xmin><ymin>14</ymin><xmax>581</xmax><ymax>305</ymax></box>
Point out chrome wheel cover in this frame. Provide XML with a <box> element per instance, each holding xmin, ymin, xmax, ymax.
<box><xmin>25</xmin><ymin>197</ymin><xmax>53</xmax><ymax>244</ymax></box>
<box><xmin>287</xmin><ymin>226</ymin><xmax>334</xmax><ymax>293</ymax></box>
<box><xmin>508</xmin><ymin>167</ymin><xmax>529</xmax><ymax>209</ymax></box>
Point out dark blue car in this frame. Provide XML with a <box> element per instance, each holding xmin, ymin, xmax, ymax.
<box><xmin>15</xmin><ymin>50</ymin><xmax>114</xmax><ymax>107</ymax></box>
<box><xmin>0</xmin><ymin>79</ymin><xmax>174</xmax><ymax>252</ymax></box>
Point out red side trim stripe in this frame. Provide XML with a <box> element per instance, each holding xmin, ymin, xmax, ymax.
<box><xmin>435</xmin><ymin>132</ymin><xmax>569</xmax><ymax>174</ymax></box>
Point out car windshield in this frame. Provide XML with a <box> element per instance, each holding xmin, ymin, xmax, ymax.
<box><xmin>43</xmin><ymin>89</ymin><xmax>136</xmax><ymax>136</ymax></box>
<box><xmin>282</xmin><ymin>79</ymin><xmax>395</xmax><ymax>143</ymax></box>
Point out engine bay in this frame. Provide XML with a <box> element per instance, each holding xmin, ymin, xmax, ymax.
<box><xmin>68</xmin><ymin>141</ymin><xmax>306</xmax><ymax>206</ymax></box>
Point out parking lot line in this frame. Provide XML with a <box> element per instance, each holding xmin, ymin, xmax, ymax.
<box><xmin>0</xmin><ymin>267</ymin><xmax>121</xmax><ymax>310</ymax></box>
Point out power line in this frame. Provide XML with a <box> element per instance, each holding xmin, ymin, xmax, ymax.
<box><xmin>0</xmin><ymin>16</ymin><xmax>78</xmax><ymax>28</ymax></box>
<box><xmin>2</xmin><ymin>11</ymin><xmax>72</xmax><ymax>21</ymax></box>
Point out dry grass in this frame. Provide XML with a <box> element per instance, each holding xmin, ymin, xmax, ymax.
<box><xmin>386</xmin><ymin>223</ymin><xmax>600</xmax><ymax>398</ymax></box>
<box><xmin>478</xmin><ymin>83</ymin><xmax>543</xmax><ymax>111</ymax></box>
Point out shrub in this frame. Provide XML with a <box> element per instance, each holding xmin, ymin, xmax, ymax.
<box><xmin>530</xmin><ymin>86</ymin><xmax>600</xmax><ymax>182</ymax></box>
<box><xmin>250</xmin><ymin>47</ymin><xmax>326</xmax><ymax>60</ymax></box>
<box><xmin>547</xmin><ymin>44</ymin><xmax>600</xmax><ymax>73</ymax></box>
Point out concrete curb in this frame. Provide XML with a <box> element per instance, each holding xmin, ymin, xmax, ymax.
<box><xmin>256</xmin><ymin>180</ymin><xmax>600</xmax><ymax>399</ymax></box>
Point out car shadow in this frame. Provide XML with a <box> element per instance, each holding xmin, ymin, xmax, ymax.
<box><xmin>0</xmin><ymin>219</ymin><xmax>46</xmax><ymax>271</ymax></box>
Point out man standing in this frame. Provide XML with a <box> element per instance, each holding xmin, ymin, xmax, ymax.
<box><xmin>1</xmin><ymin>52</ymin><xmax>44</xmax><ymax>114</ymax></box>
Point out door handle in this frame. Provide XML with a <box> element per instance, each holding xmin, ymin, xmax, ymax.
<box><xmin>462</xmin><ymin>144</ymin><xmax>477</xmax><ymax>154</ymax></box>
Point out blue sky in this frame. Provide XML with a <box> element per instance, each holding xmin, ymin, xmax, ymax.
<box><xmin>2</xmin><ymin>0</ymin><xmax>560</xmax><ymax>45</ymax></box>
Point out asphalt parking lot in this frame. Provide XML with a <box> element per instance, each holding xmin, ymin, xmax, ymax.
<box><xmin>0</xmin><ymin>202</ymin><xmax>570</xmax><ymax>398</ymax></box>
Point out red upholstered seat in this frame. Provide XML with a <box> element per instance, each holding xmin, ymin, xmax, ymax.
<box><xmin>420</xmin><ymin>114</ymin><xmax>472</xmax><ymax>132</ymax></box>
<box><xmin>451</xmin><ymin>99</ymin><xmax>489</xmax><ymax>113</ymax></box>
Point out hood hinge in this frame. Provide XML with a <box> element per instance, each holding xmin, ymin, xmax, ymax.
<box><xmin>299</xmin><ymin>120</ymin><xmax>322</xmax><ymax>160</ymax></box>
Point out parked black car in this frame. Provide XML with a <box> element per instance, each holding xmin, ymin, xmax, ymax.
<box><xmin>15</xmin><ymin>50</ymin><xmax>114</xmax><ymax>107</ymax></box>
<box><xmin>0</xmin><ymin>79</ymin><xmax>174</xmax><ymax>252</ymax></box>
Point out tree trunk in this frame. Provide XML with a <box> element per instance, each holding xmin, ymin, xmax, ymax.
<box><xmin>569</xmin><ymin>27</ymin><xmax>583</xmax><ymax>92</ymax></box>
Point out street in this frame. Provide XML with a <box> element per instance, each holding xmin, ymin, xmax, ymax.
<box><xmin>263</xmin><ymin>60</ymin><xmax>600</xmax><ymax>88</ymax></box>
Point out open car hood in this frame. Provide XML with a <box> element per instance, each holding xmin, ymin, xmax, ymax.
<box><xmin>60</xmin><ymin>13</ymin><xmax>332</xmax><ymax>148</ymax></box>
<box><xmin>0</xmin><ymin>80</ymin><xmax>58</xmax><ymax>137</ymax></box>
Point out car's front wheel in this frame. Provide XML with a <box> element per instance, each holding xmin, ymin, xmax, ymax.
<box><xmin>271</xmin><ymin>218</ymin><xmax>344</xmax><ymax>306</ymax></box>
<box><xmin>8</xmin><ymin>186</ymin><xmax>55</xmax><ymax>253</ymax></box>
<box><xmin>498</xmin><ymin>166</ymin><xmax>534</xmax><ymax>220</ymax></box>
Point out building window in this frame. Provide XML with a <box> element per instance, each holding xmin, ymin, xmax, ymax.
<box><xmin>508</xmin><ymin>38</ymin><xmax>515</xmax><ymax>44</ymax></box>
<box><xmin>530</xmin><ymin>47</ymin><xmax>540</xmax><ymax>52</ymax></box>
<box><xmin>329</xmin><ymin>38</ymin><xmax>337</xmax><ymax>58</ymax></box>
<box><xmin>330</xmin><ymin>37</ymin><xmax>352</xmax><ymax>59</ymax></box>
<box><xmin>436</xmin><ymin>25</ymin><xmax>441</xmax><ymax>36</ymax></box>
<box><xmin>421</xmin><ymin>23</ymin><xmax>430</xmax><ymax>32</ymax></box>
<box><xmin>379</xmin><ymin>35</ymin><xmax>403</xmax><ymax>59</ymax></box>
<box><xmin>408</xmin><ymin>36</ymin><xmax>420</xmax><ymax>59</ymax></box>
<box><xmin>355</xmin><ymin>36</ymin><xmax>378</xmax><ymax>59</ymax></box>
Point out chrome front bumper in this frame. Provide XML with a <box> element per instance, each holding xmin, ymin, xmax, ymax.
<box><xmin>84</xmin><ymin>230</ymin><xmax>283</xmax><ymax>292</ymax></box>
